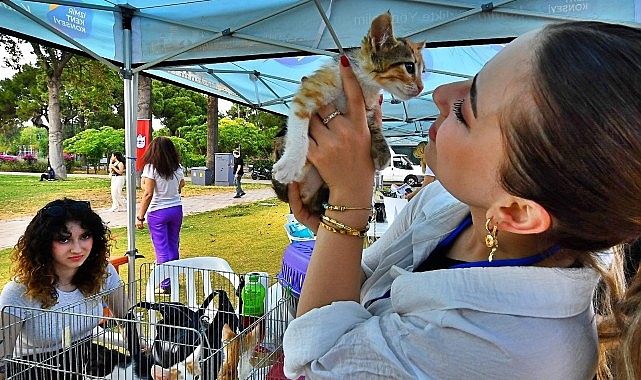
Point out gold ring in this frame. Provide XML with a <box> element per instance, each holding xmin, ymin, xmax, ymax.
<box><xmin>322</xmin><ymin>110</ymin><xmax>341</xmax><ymax>125</ymax></box>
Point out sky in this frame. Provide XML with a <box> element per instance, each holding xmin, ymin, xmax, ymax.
<box><xmin>0</xmin><ymin>42</ymin><xmax>36</xmax><ymax>80</ymax></box>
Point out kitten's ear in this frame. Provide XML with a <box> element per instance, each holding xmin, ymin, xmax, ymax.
<box><xmin>248</xmin><ymin>323</ymin><xmax>262</xmax><ymax>346</ymax></box>
<box><xmin>222</xmin><ymin>323</ymin><xmax>235</xmax><ymax>340</ymax></box>
<box><xmin>368</xmin><ymin>11</ymin><xmax>395</xmax><ymax>51</ymax></box>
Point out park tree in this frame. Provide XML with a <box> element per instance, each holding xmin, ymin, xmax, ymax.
<box><xmin>218</xmin><ymin>117</ymin><xmax>279</xmax><ymax>161</ymax></box>
<box><xmin>30</xmin><ymin>43</ymin><xmax>74</xmax><ymax>179</ymax></box>
<box><xmin>226</xmin><ymin>103</ymin><xmax>285</xmax><ymax>130</ymax></box>
<box><xmin>152</xmin><ymin>81</ymin><xmax>207</xmax><ymax>136</ymax></box>
<box><xmin>206</xmin><ymin>95</ymin><xmax>219</xmax><ymax>173</ymax></box>
<box><xmin>16</xmin><ymin>126</ymin><xmax>48</xmax><ymax>157</ymax></box>
<box><xmin>176</xmin><ymin>115</ymin><xmax>207</xmax><ymax>154</ymax></box>
<box><xmin>61</xmin><ymin>56</ymin><xmax>124</xmax><ymax>132</ymax></box>
<box><xmin>0</xmin><ymin>65</ymin><xmax>44</xmax><ymax>140</ymax></box>
<box><xmin>64</xmin><ymin>126</ymin><xmax>124</xmax><ymax>173</ymax></box>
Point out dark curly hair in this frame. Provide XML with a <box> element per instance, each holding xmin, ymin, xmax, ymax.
<box><xmin>11</xmin><ymin>198</ymin><xmax>111</xmax><ymax>308</ymax></box>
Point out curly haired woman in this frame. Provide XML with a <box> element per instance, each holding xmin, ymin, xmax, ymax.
<box><xmin>0</xmin><ymin>198</ymin><xmax>127</xmax><ymax>379</ymax></box>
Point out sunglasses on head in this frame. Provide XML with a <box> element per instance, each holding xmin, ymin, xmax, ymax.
<box><xmin>42</xmin><ymin>200</ymin><xmax>91</xmax><ymax>217</ymax></box>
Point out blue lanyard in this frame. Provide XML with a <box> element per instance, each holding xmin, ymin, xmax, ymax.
<box><xmin>436</xmin><ymin>214</ymin><xmax>561</xmax><ymax>268</ymax></box>
<box><xmin>450</xmin><ymin>244</ymin><xmax>561</xmax><ymax>268</ymax></box>
<box><xmin>364</xmin><ymin>215</ymin><xmax>561</xmax><ymax>307</ymax></box>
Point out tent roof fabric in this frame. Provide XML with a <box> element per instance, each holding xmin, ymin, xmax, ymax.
<box><xmin>2</xmin><ymin>0</ymin><xmax>640</xmax><ymax>135</ymax></box>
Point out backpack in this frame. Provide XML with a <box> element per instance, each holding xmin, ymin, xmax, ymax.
<box><xmin>125</xmin><ymin>289</ymin><xmax>241</xmax><ymax>379</ymax></box>
<box><xmin>200</xmin><ymin>290</ymin><xmax>241</xmax><ymax>378</ymax></box>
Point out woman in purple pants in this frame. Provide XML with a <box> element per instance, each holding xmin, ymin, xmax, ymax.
<box><xmin>136</xmin><ymin>136</ymin><xmax>185</xmax><ymax>294</ymax></box>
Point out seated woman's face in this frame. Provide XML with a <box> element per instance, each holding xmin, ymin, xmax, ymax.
<box><xmin>51</xmin><ymin>221</ymin><xmax>94</xmax><ymax>274</ymax></box>
<box><xmin>425</xmin><ymin>29</ymin><xmax>538</xmax><ymax>208</ymax></box>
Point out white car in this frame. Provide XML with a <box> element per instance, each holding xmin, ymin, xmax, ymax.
<box><xmin>378</xmin><ymin>153</ymin><xmax>425</xmax><ymax>186</ymax></box>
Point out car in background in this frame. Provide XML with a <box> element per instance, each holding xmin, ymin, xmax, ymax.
<box><xmin>378</xmin><ymin>151</ymin><xmax>424</xmax><ymax>186</ymax></box>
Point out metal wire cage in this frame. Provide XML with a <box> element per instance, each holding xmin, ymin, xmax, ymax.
<box><xmin>1</xmin><ymin>261</ymin><xmax>294</xmax><ymax>380</ymax></box>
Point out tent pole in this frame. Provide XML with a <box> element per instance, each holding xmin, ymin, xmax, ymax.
<box><xmin>121</xmin><ymin>15</ymin><xmax>138</xmax><ymax>304</ymax></box>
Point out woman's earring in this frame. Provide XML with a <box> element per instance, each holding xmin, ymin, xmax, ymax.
<box><xmin>485</xmin><ymin>218</ymin><xmax>498</xmax><ymax>262</ymax></box>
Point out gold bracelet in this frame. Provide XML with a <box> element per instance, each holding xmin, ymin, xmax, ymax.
<box><xmin>319</xmin><ymin>220</ymin><xmax>368</xmax><ymax>238</ymax></box>
<box><xmin>322</xmin><ymin>202</ymin><xmax>373</xmax><ymax>212</ymax></box>
<box><xmin>320</xmin><ymin>214</ymin><xmax>369</xmax><ymax>234</ymax></box>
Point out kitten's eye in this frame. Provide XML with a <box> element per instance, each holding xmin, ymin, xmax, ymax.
<box><xmin>452</xmin><ymin>99</ymin><xmax>467</xmax><ymax>125</ymax></box>
<box><xmin>404</xmin><ymin>62</ymin><xmax>415</xmax><ymax>74</ymax></box>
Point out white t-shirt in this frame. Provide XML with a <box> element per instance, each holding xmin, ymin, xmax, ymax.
<box><xmin>0</xmin><ymin>263</ymin><xmax>122</xmax><ymax>356</ymax></box>
<box><xmin>141</xmin><ymin>163</ymin><xmax>184</xmax><ymax>212</ymax></box>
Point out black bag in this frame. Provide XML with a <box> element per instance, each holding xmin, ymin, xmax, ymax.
<box><xmin>135</xmin><ymin>301</ymin><xmax>203</xmax><ymax>368</ymax></box>
<box><xmin>126</xmin><ymin>289</ymin><xmax>241</xmax><ymax>379</ymax></box>
<box><xmin>200</xmin><ymin>290</ymin><xmax>241</xmax><ymax>378</ymax></box>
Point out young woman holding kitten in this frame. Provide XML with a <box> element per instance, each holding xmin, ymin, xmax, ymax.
<box><xmin>283</xmin><ymin>22</ymin><xmax>641</xmax><ymax>379</ymax></box>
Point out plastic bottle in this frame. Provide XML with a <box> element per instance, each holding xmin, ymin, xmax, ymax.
<box><xmin>242</xmin><ymin>274</ymin><xmax>266</xmax><ymax>317</ymax></box>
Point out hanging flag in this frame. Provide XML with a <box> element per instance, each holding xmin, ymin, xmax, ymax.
<box><xmin>136</xmin><ymin>119</ymin><xmax>151</xmax><ymax>171</ymax></box>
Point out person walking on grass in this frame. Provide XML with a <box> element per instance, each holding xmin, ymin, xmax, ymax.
<box><xmin>233</xmin><ymin>149</ymin><xmax>245</xmax><ymax>198</ymax></box>
<box><xmin>136</xmin><ymin>136</ymin><xmax>185</xmax><ymax>294</ymax></box>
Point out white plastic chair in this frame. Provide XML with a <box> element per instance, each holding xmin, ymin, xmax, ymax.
<box><xmin>144</xmin><ymin>257</ymin><xmax>241</xmax><ymax>325</ymax></box>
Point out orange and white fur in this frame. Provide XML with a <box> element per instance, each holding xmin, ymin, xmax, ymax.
<box><xmin>272</xmin><ymin>11</ymin><xmax>424</xmax><ymax>212</ymax></box>
<box><xmin>217</xmin><ymin>323</ymin><xmax>262</xmax><ymax>380</ymax></box>
<box><xmin>150</xmin><ymin>344</ymin><xmax>202</xmax><ymax>380</ymax></box>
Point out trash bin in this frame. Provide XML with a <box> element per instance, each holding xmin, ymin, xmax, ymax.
<box><xmin>191</xmin><ymin>167</ymin><xmax>212</xmax><ymax>186</ymax></box>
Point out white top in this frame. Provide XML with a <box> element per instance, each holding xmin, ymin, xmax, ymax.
<box><xmin>142</xmin><ymin>163</ymin><xmax>184</xmax><ymax>212</ymax></box>
<box><xmin>0</xmin><ymin>263</ymin><xmax>122</xmax><ymax>355</ymax></box>
<box><xmin>283</xmin><ymin>182</ymin><xmax>602</xmax><ymax>379</ymax></box>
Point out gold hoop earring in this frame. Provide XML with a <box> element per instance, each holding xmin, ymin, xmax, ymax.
<box><xmin>485</xmin><ymin>218</ymin><xmax>498</xmax><ymax>262</ymax></box>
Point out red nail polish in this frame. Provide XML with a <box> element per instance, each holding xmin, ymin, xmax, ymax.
<box><xmin>340</xmin><ymin>55</ymin><xmax>351</xmax><ymax>67</ymax></box>
<box><xmin>379</xmin><ymin>95</ymin><xmax>383</xmax><ymax>105</ymax></box>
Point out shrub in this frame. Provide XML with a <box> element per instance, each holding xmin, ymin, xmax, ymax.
<box><xmin>22</xmin><ymin>154</ymin><xmax>37</xmax><ymax>165</ymax></box>
<box><xmin>0</xmin><ymin>159</ymin><xmax>47</xmax><ymax>173</ymax></box>
<box><xmin>64</xmin><ymin>153</ymin><xmax>77</xmax><ymax>172</ymax></box>
<box><xmin>0</xmin><ymin>154</ymin><xmax>19</xmax><ymax>162</ymax></box>
<box><xmin>183</xmin><ymin>153</ymin><xmax>205</xmax><ymax>168</ymax></box>
<box><xmin>250</xmin><ymin>158</ymin><xmax>274</xmax><ymax>170</ymax></box>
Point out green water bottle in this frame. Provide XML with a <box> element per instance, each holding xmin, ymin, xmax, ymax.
<box><xmin>242</xmin><ymin>274</ymin><xmax>266</xmax><ymax>317</ymax></box>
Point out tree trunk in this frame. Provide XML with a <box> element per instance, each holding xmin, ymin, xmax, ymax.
<box><xmin>47</xmin><ymin>75</ymin><xmax>66</xmax><ymax>179</ymax></box>
<box><xmin>31</xmin><ymin>44</ymin><xmax>72</xmax><ymax>179</ymax></box>
<box><xmin>136</xmin><ymin>74</ymin><xmax>153</xmax><ymax>187</ymax></box>
<box><xmin>206</xmin><ymin>95</ymin><xmax>219</xmax><ymax>173</ymax></box>
<box><xmin>138</xmin><ymin>75</ymin><xmax>152</xmax><ymax>120</ymax></box>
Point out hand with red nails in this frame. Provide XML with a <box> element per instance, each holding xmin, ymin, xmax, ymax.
<box><xmin>287</xmin><ymin>55</ymin><xmax>377</xmax><ymax>232</ymax></box>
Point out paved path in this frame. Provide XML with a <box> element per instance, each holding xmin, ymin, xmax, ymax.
<box><xmin>0</xmin><ymin>187</ymin><xmax>278</xmax><ymax>249</ymax></box>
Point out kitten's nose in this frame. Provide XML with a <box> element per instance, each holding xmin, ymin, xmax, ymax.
<box><xmin>416</xmin><ymin>84</ymin><xmax>424</xmax><ymax>95</ymax></box>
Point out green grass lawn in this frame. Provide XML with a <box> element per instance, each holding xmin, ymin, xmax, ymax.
<box><xmin>0</xmin><ymin>174</ymin><xmax>293</xmax><ymax>287</ymax></box>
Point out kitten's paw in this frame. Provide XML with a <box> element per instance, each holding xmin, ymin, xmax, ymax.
<box><xmin>372</xmin><ymin>146</ymin><xmax>392</xmax><ymax>170</ymax></box>
<box><xmin>273</xmin><ymin>159</ymin><xmax>302</xmax><ymax>183</ymax></box>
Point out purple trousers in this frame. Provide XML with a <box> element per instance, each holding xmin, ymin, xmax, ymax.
<box><xmin>147</xmin><ymin>205</ymin><xmax>183</xmax><ymax>289</ymax></box>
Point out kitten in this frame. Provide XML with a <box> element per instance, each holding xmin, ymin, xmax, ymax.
<box><xmin>272</xmin><ymin>11</ymin><xmax>425</xmax><ymax>213</ymax></box>
<box><xmin>83</xmin><ymin>343</ymin><xmax>148</xmax><ymax>380</ymax></box>
<box><xmin>149</xmin><ymin>344</ymin><xmax>202</xmax><ymax>380</ymax></box>
<box><xmin>217</xmin><ymin>323</ymin><xmax>262</xmax><ymax>380</ymax></box>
